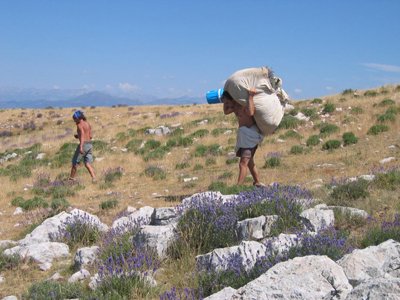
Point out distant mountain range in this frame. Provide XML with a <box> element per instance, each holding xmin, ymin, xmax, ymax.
<box><xmin>0</xmin><ymin>88</ymin><xmax>204</xmax><ymax>109</ymax></box>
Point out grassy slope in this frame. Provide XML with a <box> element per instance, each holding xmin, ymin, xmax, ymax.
<box><xmin>0</xmin><ymin>84</ymin><xmax>399</xmax><ymax>296</ymax></box>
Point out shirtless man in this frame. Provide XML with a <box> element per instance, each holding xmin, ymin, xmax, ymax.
<box><xmin>222</xmin><ymin>89</ymin><xmax>264</xmax><ymax>186</ymax></box>
<box><xmin>69</xmin><ymin>110</ymin><xmax>96</xmax><ymax>182</ymax></box>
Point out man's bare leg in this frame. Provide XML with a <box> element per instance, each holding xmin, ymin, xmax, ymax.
<box><xmin>84</xmin><ymin>163</ymin><xmax>96</xmax><ymax>181</ymax></box>
<box><xmin>248</xmin><ymin>158</ymin><xmax>262</xmax><ymax>186</ymax></box>
<box><xmin>69</xmin><ymin>165</ymin><xmax>78</xmax><ymax>180</ymax></box>
<box><xmin>238</xmin><ymin>157</ymin><xmax>250</xmax><ymax>185</ymax></box>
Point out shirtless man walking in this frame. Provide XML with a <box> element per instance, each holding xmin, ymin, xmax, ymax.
<box><xmin>222</xmin><ymin>89</ymin><xmax>264</xmax><ymax>186</ymax></box>
<box><xmin>69</xmin><ymin>110</ymin><xmax>96</xmax><ymax>182</ymax></box>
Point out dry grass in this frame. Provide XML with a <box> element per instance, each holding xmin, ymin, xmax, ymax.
<box><xmin>0</xmin><ymin>84</ymin><xmax>399</xmax><ymax>296</ymax></box>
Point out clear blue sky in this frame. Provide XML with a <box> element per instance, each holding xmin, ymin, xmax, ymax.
<box><xmin>1</xmin><ymin>0</ymin><xmax>399</xmax><ymax>101</ymax></box>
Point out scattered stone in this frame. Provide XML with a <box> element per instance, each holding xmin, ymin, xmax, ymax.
<box><xmin>68</xmin><ymin>269</ymin><xmax>91</xmax><ymax>283</ymax></box>
<box><xmin>74</xmin><ymin>246</ymin><xmax>99</xmax><ymax>269</ymax></box>
<box><xmin>36</xmin><ymin>153</ymin><xmax>46</xmax><ymax>160</ymax></box>
<box><xmin>48</xmin><ymin>272</ymin><xmax>64</xmax><ymax>281</ymax></box>
<box><xmin>145</xmin><ymin>126</ymin><xmax>171</xmax><ymax>135</ymax></box>
<box><xmin>13</xmin><ymin>207</ymin><xmax>23</xmax><ymax>215</ymax></box>
<box><xmin>380</xmin><ymin>157</ymin><xmax>396</xmax><ymax>164</ymax></box>
<box><xmin>2</xmin><ymin>296</ymin><xmax>18</xmax><ymax>300</ymax></box>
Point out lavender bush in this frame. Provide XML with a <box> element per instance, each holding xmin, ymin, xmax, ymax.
<box><xmin>50</xmin><ymin>212</ymin><xmax>101</xmax><ymax>248</ymax></box>
<box><xmin>360</xmin><ymin>214</ymin><xmax>400</xmax><ymax>248</ymax></box>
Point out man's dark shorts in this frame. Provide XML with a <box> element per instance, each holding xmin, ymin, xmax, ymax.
<box><xmin>236</xmin><ymin>145</ymin><xmax>258</xmax><ymax>159</ymax></box>
<box><xmin>72</xmin><ymin>142</ymin><xmax>93</xmax><ymax>165</ymax></box>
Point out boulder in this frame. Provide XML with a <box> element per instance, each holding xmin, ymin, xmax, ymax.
<box><xmin>237</xmin><ymin>215</ymin><xmax>278</xmax><ymax>241</ymax></box>
<box><xmin>204</xmin><ymin>287</ymin><xmax>237</xmax><ymax>300</ymax></box>
<box><xmin>300</xmin><ymin>206</ymin><xmax>334</xmax><ymax>232</ymax></box>
<box><xmin>345</xmin><ymin>277</ymin><xmax>400</xmax><ymax>300</ymax></box>
<box><xmin>338</xmin><ymin>239</ymin><xmax>400</xmax><ymax>287</ymax></box>
<box><xmin>232</xmin><ymin>255</ymin><xmax>352</xmax><ymax>299</ymax></box>
<box><xmin>4</xmin><ymin>242</ymin><xmax>69</xmax><ymax>270</ymax></box>
<box><xmin>112</xmin><ymin>206</ymin><xmax>155</xmax><ymax>231</ymax></box>
<box><xmin>196</xmin><ymin>241</ymin><xmax>268</xmax><ymax>273</ymax></box>
<box><xmin>135</xmin><ymin>224</ymin><xmax>177</xmax><ymax>259</ymax></box>
<box><xmin>153</xmin><ymin>207</ymin><xmax>178</xmax><ymax>225</ymax></box>
<box><xmin>68</xmin><ymin>269</ymin><xmax>91</xmax><ymax>283</ymax></box>
<box><xmin>74</xmin><ymin>246</ymin><xmax>99</xmax><ymax>269</ymax></box>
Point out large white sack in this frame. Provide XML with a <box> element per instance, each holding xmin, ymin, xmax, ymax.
<box><xmin>224</xmin><ymin>66</ymin><xmax>287</xmax><ymax>135</ymax></box>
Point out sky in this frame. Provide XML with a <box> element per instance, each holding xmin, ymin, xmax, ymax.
<box><xmin>0</xmin><ymin>0</ymin><xmax>400</xmax><ymax>101</ymax></box>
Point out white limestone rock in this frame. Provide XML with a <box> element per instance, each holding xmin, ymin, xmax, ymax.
<box><xmin>344</xmin><ymin>277</ymin><xmax>400</xmax><ymax>300</ymax></box>
<box><xmin>233</xmin><ymin>255</ymin><xmax>352</xmax><ymax>300</ymax></box>
<box><xmin>196</xmin><ymin>241</ymin><xmax>268</xmax><ymax>273</ymax></box>
<box><xmin>4</xmin><ymin>242</ymin><xmax>69</xmax><ymax>271</ymax></box>
<box><xmin>338</xmin><ymin>239</ymin><xmax>400</xmax><ymax>287</ymax></box>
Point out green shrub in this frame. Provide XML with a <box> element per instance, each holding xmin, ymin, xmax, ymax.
<box><xmin>205</xmin><ymin>158</ymin><xmax>216</xmax><ymax>166</ymax></box>
<box><xmin>193</xmin><ymin>164</ymin><xmax>204</xmax><ymax>170</ymax></box>
<box><xmin>188</xmin><ymin>129</ymin><xmax>209</xmax><ymax>139</ymax></box>
<box><xmin>218</xmin><ymin>171</ymin><xmax>233</xmax><ymax>180</ymax></box>
<box><xmin>126</xmin><ymin>139</ymin><xmax>143</xmax><ymax>152</ymax></box>
<box><xmin>176</xmin><ymin>162</ymin><xmax>190</xmax><ymax>169</ymax></box>
<box><xmin>51</xmin><ymin>143</ymin><xmax>77</xmax><ymax>168</ymax></box>
<box><xmin>322</xmin><ymin>102</ymin><xmax>335</xmax><ymax>114</ymax></box>
<box><xmin>367</xmin><ymin>124</ymin><xmax>389</xmax><ymax>135</ymax></box>
<box><xmin>311</xmin><ymin>98</ymin><xmax>323</xmax><ymax>104</ymax></box>
<box><xmin>208</xmin><ymin>181</ymin><xmax>253</xmax><ymax>195</ymax></box>
<box><xmin>263</xmin><ymin>157</ymin><xmax>281</xmax><ymax>168</ymax></box>
<box><xmin>351</xmin><ymin>106</ymin><xmax>363</xmax><ymax>114</ymax></box>
<box><xmin>333</xmin><ymin>208</ymin><xmax>367</xmax><ymax>231</ymax></box>
<box><xmin>319</xmin><ymin>123</ymin><xmax>339</xmax><ymax>137</ymax></box>
<box><xmin>385</xmin><ymin>106</ymin><xmax>400</xmax><ymax>115</ymax></box>
<box><xmin>51</xmin><ymin>213</ymin><xmax>101</xmax><ymax>248</ymax></box>
<box><xmin>301</xmin><ymin>107</ymin><xmax>318</xmax><ymax>119</ymax></box>
<box><xmin>226</xmin><ymin>157</ymin><xmax>239</xmax><ymax>165</ymax></box>
<box><xmin>278</xmin><ymin>115</ymin><xmax>301</xmax><ymax>130</ymax></box>
<box><xmin>290</xmin><ymin>145</ymin><xmax>304</xmax><ymax>155</ymax></box>
<box><xmin>377</xmin><ymin>112</ymin><xmax>396</xmax><ymax>123</ymax></box>
<box><xmin>322</xmin><ymin>140</ymin><xmax>341</xmax><ymax>151</ymax></box>
<box><xmin>364</xmin><ymin>90</ymin><xmax>378</xmax><ymax>97</ymax></box>
<box><xmin>50</xmin><ymin>198</ymin><xmax>70</xmax><ymax>212</ymax></box>
<box><xmin>328</xmin><ymin>179</ymin><xmax>370</xmax><ymax>206</ymax></box>
<box><xmin>360</xmin><ymin>215</ymin><xmax>400</xmax><ymax>248</ymax></box>
<box><xmin>372</xmin><ymin>170</ymin><xmax>400</xmax><ymax>190</ymax></box>
<box><xmin>378</xmin><ymin>98</ymin><xmax>395</xmax><ymax>107</ymax></box>
<box><xmin>143</xmin><ymin>145</ymin><xmax>170</xmax><ymax>161</ymax></box>
<box><xmin>211</xmin><ymin>128</ymin><xmax>234</xmax><ymax>137</ymax></box>
<box><xmin>0</xmin><ymin>251</ymin><xmax>20</xmax><ymax>272</ymax></box>
<box><xmin>11</xmin><ymin>196</ymin><xmax>48</xmax><ymax>210</ymax></box>
<box><xmin>144</xmin><ymin>165</ymin><xmax>166</xmax><ymax>180</ymax></box>
<box><xmin>24</xmin><ymin>281</ymin><xmax>84</xmax><ymax>300</ymax></box>
<box><xmin>194</xmin><ymin>144</ymin><xmax>222</xmax><ymax>157</ymax></box>
<box><xmin>104</xmin><ymin>167</ymin><xmax>123</xmax><ymax>184</ymax></box>
<box><xmin>306</xmin><ymin>135</ymin><xmax>320</xmax><ymax>147</ymax></box>
<box><xmin>279</xmin><ymin>130</ymin><xmax>302</xmax><ymax>140</ymax></box>
<box><xmin>342</xmin><ymin>89</ymin><xmax>355</xmax><ymax>95</ymax></box>
<box><xmin>100</xmin><ymin>199</ymin><xmax>119</xmax><ymax>210</ymax></box>
<box><xmin>92</xmin><ymin>140</ymin><xmax>109</xmax><ymax>153</ymax></box>
<box><xmin>342</xmin><ymin>132</ymin><xmax>358</xmax><ymax>146</ymax></box>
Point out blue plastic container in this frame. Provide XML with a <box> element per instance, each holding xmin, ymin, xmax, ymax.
<box><xmin>206</xmin><ymin>88</ymin><xmax>224</xmax><ymax>104</ymax></box>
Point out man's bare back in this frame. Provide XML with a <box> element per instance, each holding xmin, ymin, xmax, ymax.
<box><xmin>76</xmin><ymin>120</ymin><xmax>92</xmax><ymax>143</ymax></box>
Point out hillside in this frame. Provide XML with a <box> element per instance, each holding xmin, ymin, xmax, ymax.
<box><xmin>0</xmin><ymin>84</ymin><xmax>399</xmax><ymax>298</ymax></box>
